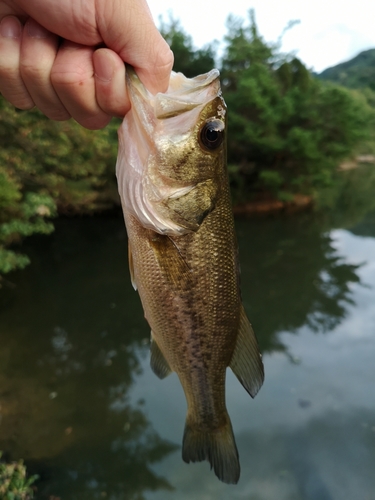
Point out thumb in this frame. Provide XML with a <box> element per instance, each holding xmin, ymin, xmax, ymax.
<box><xmin>96</xmin><ymin>0</ymin><xmax>174</xmax><ymax>94</ymax></box>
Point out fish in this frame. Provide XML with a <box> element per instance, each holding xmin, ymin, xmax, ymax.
<box><xmin>116</xmin><ymin>66</ymin><xmax>264</xmax><ymax>484</ymax></box>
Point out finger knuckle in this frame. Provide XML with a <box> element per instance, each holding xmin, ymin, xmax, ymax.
<box><xmin>154</xmin><ymin>40</ymin><xmax>174</xmax><ymax>72</ymax></box>
<box><xmin>50</xmin><ymin>64</ymin><xmax>92</xmax><ymax>88</ymax></box>
<box><xmin>20</xmin><ymin>61</ymin><xmax>47</xmax><ymax>82</ymax></box>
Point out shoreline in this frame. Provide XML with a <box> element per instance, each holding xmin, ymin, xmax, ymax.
<box><xmin>233</xmin><ymin>194</ymin><xmax>313</xmax><ymax>216</ymax></box>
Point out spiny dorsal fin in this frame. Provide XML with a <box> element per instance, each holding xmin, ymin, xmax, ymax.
<box><xmin>150</xmin><ymin>333</ymin><xmax>172</xmax><ymax>379</ymax></box>
<box><xmin>128</xmin><ymin>242</ymin><xmax>137</xmax><ymax>290</ymax></box>
<box><xmin>229</xmin><ymin>305</ymin><xmax>264</xmax><ymax>398</ymax></box>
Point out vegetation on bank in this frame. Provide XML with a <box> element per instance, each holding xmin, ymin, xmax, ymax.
<box><xmin>0</xmin><ymin>100</ymin><xmax>119</xmax><ymax>277</ymax></box>
<box><xmin>1</xmin><ymin>9</ymin><xmax>375</xmax><ymax>277</ymax></box>
<box><xmin>0</xmin><ymin>452</ymin><xmax>38</xmax><ymax>499</ymax></box>
<box><xmin>219</xmin><ymin>12</ymin><xmax>374</xmax><ymax>203</ymax></box>
<box><xmin>318</xmin><ymin>48</ymin><xmax>375</xmax><ymax>91</ymax></box>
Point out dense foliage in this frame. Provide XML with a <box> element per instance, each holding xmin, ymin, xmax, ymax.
<box><xmin>0</xmin><ymin>452</ymin><xmax>38</xmax><ymax>499</ymax></box>
<box><xmin>221</xmin><ymin>11</ymin><xmax>375</xmax><ymax>202</ymax></box>
<box><xmin>1</xmin><ymin>10</ymin><xmax>374</xmax><ymax>277</ymax></box>
<box><xmin>0</xmin><ymin>100</ymin><xmax>118</xmax><ymax>277</ymax></box>
<box><xmin>318</xmin><ymin>48</ymin><xmax>375</xmax><ymax>90</ymax></box>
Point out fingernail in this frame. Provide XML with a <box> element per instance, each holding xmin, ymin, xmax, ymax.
<box><xmin>94</xmin><ymin>53</ymin><xmax>113</xmax><ymax>82</ymax></box>
<box><xmin>26</xmin><ymin>18</ymin><xmax>49</xmax><ymax>39</ymax></box>
<box><xmin>0</xmin><ymin>16</ymin><xmax>22</xmax><ymax>38</ymax></box>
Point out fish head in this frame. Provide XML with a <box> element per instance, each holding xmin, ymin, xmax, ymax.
<box><xmin>116</xmin><ymin>67</ymin><xmax>227</xmax><ymax>235</ymax></box>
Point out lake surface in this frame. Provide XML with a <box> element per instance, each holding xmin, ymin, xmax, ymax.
<box><xmin>0</xmin><ymin>207</ymin><xmax>374</xmax><ymax>500</ymax></box>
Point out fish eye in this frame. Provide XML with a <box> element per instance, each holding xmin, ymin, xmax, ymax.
<box><xmin>199</xmin><ymin>120</ymin><xmax>225</xmax><ymax>151</ymax></box>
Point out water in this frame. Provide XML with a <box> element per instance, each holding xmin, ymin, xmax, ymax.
<box><xmin>0</xmin><ymin>209</ymin><xmax>374</xmax><ymax>500</ymax></box>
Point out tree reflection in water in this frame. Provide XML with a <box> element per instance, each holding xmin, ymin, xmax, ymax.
<box><xmin>0</xmin><ymin>217</ymin><xmax>177</xmax><ymax>499</ymax></box>
<box><xmin>236</xmin><ymin>212</ymin><xmax>362</xmax><ymax>354</ymax></box>
<box><xmin>0</xmin><ymin>191</ymin><xmax>373</xmax><ymax>497</ymax></box>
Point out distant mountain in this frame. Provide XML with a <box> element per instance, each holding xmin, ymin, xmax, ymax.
<box><xmin>317</xmin><ymin>49</ymin><xmax>375</xmax><ymax>90</ymax></box>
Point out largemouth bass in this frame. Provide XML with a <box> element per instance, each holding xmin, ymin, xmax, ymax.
<box><xmin>116</xmin><ymin>67</ymin><xmax>264</xmax><ymax>484</ymax></box>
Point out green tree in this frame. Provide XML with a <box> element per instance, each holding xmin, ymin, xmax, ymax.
<box><xmin>318</xmin><ymin>48</ymin><xmax>375</xmax><ymax>91</ymax></box>
<box><xmin>0</xmin><ymin>99</ymin><xmax>119</xmax><ymax>279</ymax></box>
<box><xmin>221</xmin><ymin>10</ymin><xmax>374</xmax><ymax>202</ymax></box>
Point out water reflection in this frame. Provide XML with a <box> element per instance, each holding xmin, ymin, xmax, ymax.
<box><xmin>0</xmin><ymin>217</ymin><xmax>177</xmax><ymax>499</ymax></box>
<box><xmin>350</xmin><ymin>210</ymin><xmax>375</xmax><ymax>238</ymax></box>
<box><xmin>0</xmin><ymin>206</ymin><xmax>374</xmax><ymax>499</ymax></box>
<box><xmin>316</xmin><ymin>163</ymin><xmax>375</xmax><ymax>230</ymax></box>
<box><xmin>236</xmin><ymin>214</ymin><xmax>361</xmax><ymax>354</ymax></box>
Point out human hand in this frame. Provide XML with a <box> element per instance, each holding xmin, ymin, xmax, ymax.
<box><xmin>0</xmin><ymin>0</ymin><xmax>173</xmax><ymax>129</ymax></box>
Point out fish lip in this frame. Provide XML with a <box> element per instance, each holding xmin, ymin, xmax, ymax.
<box><xmin>168</xmin><ymin>69</ymin><xmax>220</xmax><ymax>95</ymax></box>
<box><xmin>126</xmin><ymin>64</ymin><xmax>222</xmax><ymax>119</ymax></box>
<box><xmin>125</xmin><ymin>64</ymin><xmax>220</xmax><ymax>96</ymax></box>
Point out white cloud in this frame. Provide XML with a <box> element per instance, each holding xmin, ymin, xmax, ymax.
<box><xmin>148</xmin><ymin>0</ymin><xmax>375</xmax><ymax>72</ymax></box>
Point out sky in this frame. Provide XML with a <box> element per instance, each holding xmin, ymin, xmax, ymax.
<box><xmin>148</xmin><ymin>0</ymin><xmax>375</xmax><ymax>73</ymax></box>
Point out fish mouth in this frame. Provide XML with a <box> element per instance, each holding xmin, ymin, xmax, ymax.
<box><xmin>126</xmin><ymin>65</ymin><xmax>222</xmax><ymax>120</ymax></box>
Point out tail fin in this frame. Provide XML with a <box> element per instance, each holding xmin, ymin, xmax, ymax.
<box><xmin>182</xmin><ymin>413</ymin><xmax>240</xmax><ymax>484</ymax></box>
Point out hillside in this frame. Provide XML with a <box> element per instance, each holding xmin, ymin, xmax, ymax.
<box><xmin>318</xmin><ymin>48</ymin><xmax>375</xmax><ymax>90</ymax></box>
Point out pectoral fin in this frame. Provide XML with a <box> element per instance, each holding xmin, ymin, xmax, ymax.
<box><xmin>149</xmin><ymin>234</ymin><xmax>191</xmax><ymax>287</ymax></box>
<box><xmin>150</xmin><ymin>333</ymin><xmax>172</xmax><ymax>379</ymax></box>
<box><xmin>229</xmin><ymin>306</ymin><xmax>264</xmax><ymax>398</ymax></box>
<box><xmin>128</xmin><ymin>242</ymin><xmax>137</xmax><ymax>290</ymax></box>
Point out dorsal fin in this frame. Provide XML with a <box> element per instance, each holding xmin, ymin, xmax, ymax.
<box><xmin>229</xmin><ymin>306</ymin><xmax>264</xmax><ymax>398</ymax></box>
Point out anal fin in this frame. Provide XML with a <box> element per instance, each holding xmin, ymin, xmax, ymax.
<box><xmin>150</xmin><ymin>333</ymin><xmax>172</xmax><ymax>379</ymax></box>
<box><xmin>229</xmin><ymin>306</ymin><xmax>264</xmax><ymax>398</ymax></box>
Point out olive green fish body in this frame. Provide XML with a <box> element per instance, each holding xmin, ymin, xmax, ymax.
<box><xmin>116</xmin><ymin>67</ymin><xmax>264</xmax><ymax>484</ymax></box>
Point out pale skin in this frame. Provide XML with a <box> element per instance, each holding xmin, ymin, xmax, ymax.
<box><xmin>0</xmin><ymin>0</ymin><xmax>174</xmax><ymax>129</ymax></box>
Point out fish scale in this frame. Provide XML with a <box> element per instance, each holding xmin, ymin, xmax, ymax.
<box><xmin>116</xmin><ymin>66</ymin><xmax>264</xmax><ymax>484</ymax></box>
